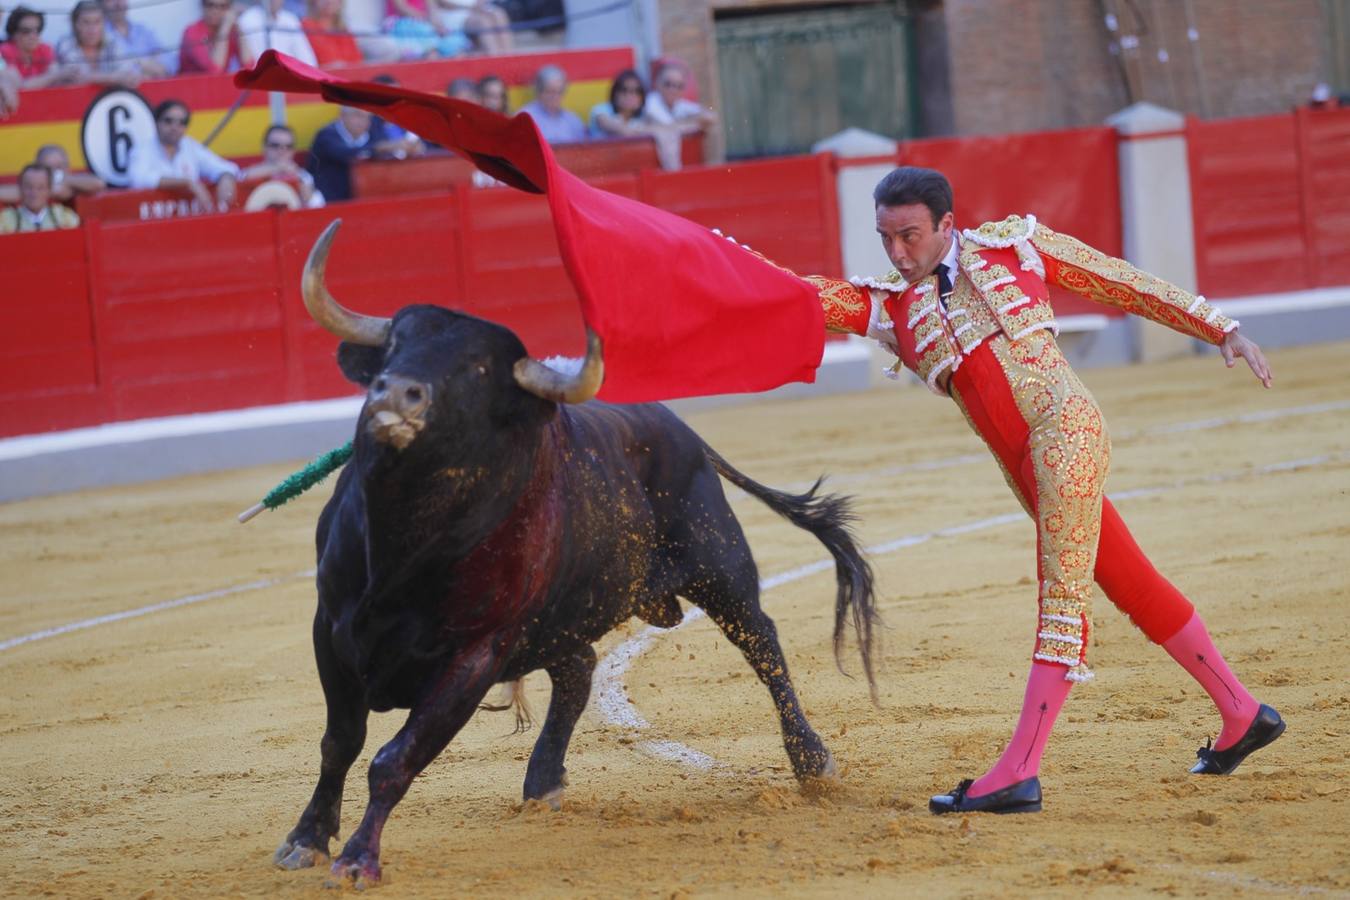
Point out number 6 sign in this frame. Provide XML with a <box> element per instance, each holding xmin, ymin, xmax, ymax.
<box><xmin>80</xmin><ymin>88</ymin><xmax>156</xmax><ymax>187</ymax></box>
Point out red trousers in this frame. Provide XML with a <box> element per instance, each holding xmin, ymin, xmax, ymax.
<box><xmin>950</xmin><ymin>334</ymin><xmax>1195</xmax><ymax>651</ymax></box>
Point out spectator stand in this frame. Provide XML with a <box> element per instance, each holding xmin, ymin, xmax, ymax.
<box><xmin>0</xmin><ymin>45</ymin><xmax>634</xmax><ymax>182</ymax></box>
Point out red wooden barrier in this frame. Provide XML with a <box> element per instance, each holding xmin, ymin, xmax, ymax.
<box><xmin>1296</xmin><ymin>107</ymin><xmax>1350</xmax><ymax>287</ymax></box>
<box><xmin>0</xmin><ymin>229</ymin><xmax>102</xmax><ymax>434</ymax></box>
<box><xmin>900</xmin><ymin>126</ymin><xmax>1123</xmax><ymax>317</ymax></box>
<box><xmin>639</xmin><ymin>153</ymin><xmax>842</xmax><ymax>278</ymax></box>
<box><xmin>87</xmin><ymin>213</ymin><xmax>289</xmax><ymax>422</ymax></box>
<box><xmin>1187</xmin><ymin>113</ymin><xmax>1306</xmax><ymax>298</ymax></box>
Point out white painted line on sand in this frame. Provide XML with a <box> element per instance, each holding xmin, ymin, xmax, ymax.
<box><xmin>595</xmin><ymin>449</ymin><xmax>1350</xmax><ymax>771</ymax></box>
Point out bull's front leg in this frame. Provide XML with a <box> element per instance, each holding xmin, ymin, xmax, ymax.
<box><xmin>330</xmin><ymin>637</ymin><xmax>503</xmax><ymax>887</ymax></box>
<box><xmin>275</xmin><ymin>611</ymin><xmax>369</xmax><ymax>870</ymax></box>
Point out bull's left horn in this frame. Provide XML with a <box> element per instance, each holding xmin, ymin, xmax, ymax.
<box><xmin>302</xmin><ymin>220</ymin><xmax>392</xmax><ymax>346</ymax></box>
<box><xmin>513</xmin><ymin>329</ymin><xmax>604</xmax><ymax>404</ymax></box>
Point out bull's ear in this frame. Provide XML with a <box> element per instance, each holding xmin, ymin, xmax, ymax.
<box><xmin>336</xmin><ymin>342</ymin><xmax>384</xmax><ymax>386</ymax></box>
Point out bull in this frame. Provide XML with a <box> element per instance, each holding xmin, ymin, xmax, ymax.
<box><xmin>274</xmin><ymin>222</ymin><xmax>879</xmax><ymax>886</ymax></box>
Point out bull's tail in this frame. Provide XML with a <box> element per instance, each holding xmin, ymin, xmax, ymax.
<box><xmin>478</xmin><ymin>678</ymin><xmax>534</xmax><ymax>734</ymax></box>
<box><xmin>705</xmin><ymin>446</ymin><xmax>880</xmax><ymax>704</ymax></box>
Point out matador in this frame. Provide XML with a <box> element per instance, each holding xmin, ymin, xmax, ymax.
<box><xmin>806</xmin><ymin>167</ymin><xmax>1285</xmax><ymax>814</ymax></box>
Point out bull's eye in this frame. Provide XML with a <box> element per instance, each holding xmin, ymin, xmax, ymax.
<box><xmin>476</xmin><ymin>364</ymin><xmax>488</xmax><ymax>377</ymax></box>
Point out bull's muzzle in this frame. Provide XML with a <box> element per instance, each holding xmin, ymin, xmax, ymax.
<box><xmin>366</xmin><ymin>374</ymin><xmax>431</xmax><ymax>450</ymax></box>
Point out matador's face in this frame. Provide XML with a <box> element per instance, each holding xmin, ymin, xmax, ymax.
<box><xmin>876</xmin><ymin>202</ymin><xmax>953</xmax><ymax>284</ymax></box>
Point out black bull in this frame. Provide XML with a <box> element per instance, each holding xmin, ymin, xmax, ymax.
<box><xmin>274</xmin><ymin>223</ymin><xmax>879</xmax><ymax>885</ymax></box>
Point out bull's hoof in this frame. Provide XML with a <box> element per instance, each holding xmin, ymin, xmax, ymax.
<box><xmin>797</xmin><ymin>751</ymin><xmax>842</xmax><ymax>798</ymax></box>
<box><xmin>330</xmin><ymin>852</ymin><xmax>382</xmax><ymax>889</ymax></box>
<box><xmin>273</xmin><ymin>839</ymin><xmax>329</xmax><ymax>871</ymax></box>
<box><xmin>536</xmin><ymin>785</ymin><xmax>565</xmax><ymax>811</ymax></box>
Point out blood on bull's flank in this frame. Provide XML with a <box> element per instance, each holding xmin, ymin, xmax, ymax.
<box><xmin>272</xmin><ymin>221</ymin><xmax>881</xmax><ymax>888</ymax></box>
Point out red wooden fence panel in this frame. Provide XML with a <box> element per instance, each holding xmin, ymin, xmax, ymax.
<box><xmin>638</xmin><ymin>153</ymin><xmax>842</xmax><ymax>277</ymax></box>
<box><xmin>0</xmin><ymin>230</ymin><xmax>101</xmax><ymax>437</ymax></box>
<box><xmin>1297</xmin><ymin>107</ymin><xmax>1350</xmax><ymax>287</ymax></box>
<box><xmin>900</xmin><ymin>126</ymin><xmax>1123</xmax><ymax>317</ymax></box>
<box><xmin>456</xmin><ymin>184</ymin><xmax>589</xmax><ymax>359</ymax></box>
<box><xmin>1187</xmin><ymin>113</ymin><xmax>1306</xmax><ymax>298</ymax></box>
<box><xmin>88</xmin><ymin>213</ymin><xmax>289</xmax><ymax>421</ymax></box>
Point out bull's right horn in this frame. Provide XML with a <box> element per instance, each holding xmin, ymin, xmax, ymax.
<box><xmin>513</xmin><ymin>329</ymin><xmax>604</xmax><ymax>404</ymax></box>
<box><xmin>302</xmin><ymin>220</ymin><xmax>392</xmax><ymax>346</ymax></box>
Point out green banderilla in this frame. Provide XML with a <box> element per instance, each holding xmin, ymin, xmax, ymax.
<box><xmin>237</xmin><ymin>441</ymin><xmax>353</xmax><ymax>523</ymax></box>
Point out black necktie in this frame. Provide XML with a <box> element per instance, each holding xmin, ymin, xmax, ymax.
<box><xmin>935</xmin><ymin>263</ymin><xmax>954</xmax><ymax>308</ymax></box>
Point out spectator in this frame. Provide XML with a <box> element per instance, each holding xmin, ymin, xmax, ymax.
<box><xmin>128</xmin><ymin>99</ymin><xmax>240</xmax><ymax>211</ymax></box>
<box><xmin>1310</xmin><ymin>82</ymin><xmax>1345</xmax><ymax>111</ymax></box>
<box><xmin>301</xmin><ymin>0</ymin><xmax>361</xmax><ymax>67</ymax></box>
<box><xmin>36</xmin><ymin>144</ymin><xmax>106</xmax><ymax>201</ymax></box>
<box><xmin>589</xmin><ymin>67</ymin><xmax>684</xmax><ymax>171</ymax></box>
<box><xmin>0</xmin><ymin>61</ymin><xmax>19</xmax><ymax>118</ymax></box>
<box><xmin>435</xmin><ymin>0</ymin><xmax>512</xmax><ymax>54</ymax></box>
<box><xmin>446</xmin><ymin>75</ymin><xmax>477</xmax><ymax>102</ymax></box>
<box><xmin>384</xmin><ymin>0</ymin><xmax>469</xmax><ymax>60</ymax></box>
<box><xmin>2</xmin><ymin>6</ymin><xmax>65</xmax><ymax>88</ymax></box>
<box><xmin>101</xmin><ymin>0</ymin><xmax>172</xmax><ymax>78</ymax></box>
<box><xmin>369</xmin><ymin>73</ymin><xmax>426</xmax><ymax>157</ymax></box>
<box><xmin>520</xmin><ymin>64</ymin><xmax>585</xmax><ymax>144</ymax></box>
<box><xmin>54</xmin><ymin>0</ymin><xmax>140</xmax><ymax>88</ymax></box>
<box><xmin>241</xmin><ymin>123</ymin><xmax>323</xmax><ymax>206</ymax></box>
<box><xmin>477</xmin><ymin>72</ymin><xmax>507</xmax><ymax>114</ymax></box>
<box><xmin>237</xmin><ymin>0</ymin><xmax>316</xmax><ymax>67</ymax></box>
<box><xmin>307</xmin><ymin>105</ymin><xmax>388</xmax><ymax>202</ymax></box>
<box><xmin>179</xmin><ymin>0</ymin><xmax>242</xmax><ymax>75</ymax></box>
<box><xmin>644</xmin><ymin>61</ymin><xmax>717</xmax><ymax>133</ymax></box>
<box><xmin>588</xmin><ymin>68</ymin><xmax>647</xmax><ymax>138</ymax></box>
<box><xmin>0</xmin><ymin>164</ymin><xmax>80</xmax><ymax>233</ymax></box>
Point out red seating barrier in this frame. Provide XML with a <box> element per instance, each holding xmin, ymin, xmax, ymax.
<box><xmin>350</xmin><ymin>135</ymin><xmax>704</xmax><ymax>199</ymax></box>
<box><xmin>0</xmin><ymin>153</ymin><xmax>838</xmax><ymax>438</ymax></box>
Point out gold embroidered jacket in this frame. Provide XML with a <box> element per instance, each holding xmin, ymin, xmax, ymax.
<box><xmin>809</xmin><ymin>214</ymin><xmax>1239</xmax><ymax>393</ymax></box>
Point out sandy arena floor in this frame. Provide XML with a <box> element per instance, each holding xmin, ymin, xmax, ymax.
<box><xmin>2</xmin><ymin>340</ymin><xmax>1348</xmax><ymax>898</ymax></box>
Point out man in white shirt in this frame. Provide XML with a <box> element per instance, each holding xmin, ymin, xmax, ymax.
<box><xmin>643</xmin><ymin>62</ymin><xmax>717</xmax><ymax>133</ymax></box>
<box><xmin>237</xmin><ymin>0</ymin><xmax>317</xmax><ymax>67</ymax></box>
<box><xmin>128</xmin><ymin>99</ymin><xmax>241</xmax><ymax>211</ymax></box>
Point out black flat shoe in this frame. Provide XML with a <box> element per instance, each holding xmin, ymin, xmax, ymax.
<box><xmin>929</xmin><ymin>777</ymin><xmax>1042</xmax><ymax>815</ymax></box>
<box><xmin>1191</xmin><ymin>704</ymin><xmax>1286</xmax><ymax>775</ymax></box>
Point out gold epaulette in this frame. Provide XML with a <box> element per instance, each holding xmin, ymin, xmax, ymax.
<box><xmin>961</xmin><ymin>213</ymin><xmax>1038</xmax><ymax>249</ymax></box>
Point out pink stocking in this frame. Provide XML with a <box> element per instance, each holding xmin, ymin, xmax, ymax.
<box><xmin>1162</xmin><ymin>612</ymin><xmax>1258</xmax><ymax>750</ymax></box>
<box><xmin>968</xmin><ymin>660</ymin><xmax>1073</xmax><ymax>798</ymax></box>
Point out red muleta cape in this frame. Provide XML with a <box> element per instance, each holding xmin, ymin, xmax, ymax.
<box><xmin>236</xmin><ymin>52</ymin><xmax>826</xmax><ymax>403</ymax></box>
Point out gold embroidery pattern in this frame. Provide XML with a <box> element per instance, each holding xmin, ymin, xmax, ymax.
<box><xmin>989</xmin><ymin>330</ymin><xmax>1111</xmax><ymax>682</ymax></box>
<box><xmin>807</xmin><ymin>275</ymin><xmax>868</xmax><ymax>334</ymax></box>
<box><xmin>1030</xmin><ymin>224</ymin><xmax>1236</xmax><ymax>344</ymax></box>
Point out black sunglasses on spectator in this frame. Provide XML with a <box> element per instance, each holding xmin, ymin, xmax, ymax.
<box><xmin>266</xmin><ymin>141</ymin><xmax>294</xmax><ymax>150</ymax></box>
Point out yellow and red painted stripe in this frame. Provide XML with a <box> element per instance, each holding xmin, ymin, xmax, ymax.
<box><xmin>1</xmin><ymin>46</ymin><xmax>632</xmax><ymax>177</ymax></box>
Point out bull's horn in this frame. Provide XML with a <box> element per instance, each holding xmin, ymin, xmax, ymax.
<box><xmin>513</xmin><ymin>329</ymin><xmax>605</xmax><ymax>404</ymax></box>
<box><xmin>302</xmin><ymin>220</ymin><xmax>391</xmax><ymax>346</ymax></box>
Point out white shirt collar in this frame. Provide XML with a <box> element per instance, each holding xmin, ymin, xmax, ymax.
<box><xmin>939</xmin><ymin>230</ymin><xmax>960</xmax><ymax>275</ymax></box>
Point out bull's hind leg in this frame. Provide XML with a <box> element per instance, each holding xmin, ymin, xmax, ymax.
<box><xmin>686</xmin><ymin>567</ymin><xmax>835</xmax><ymax>784</ymax></box>
<box><xmin>275</xmin><ymin>611</ymin><xmax>369</xmax><ymax>871</ymax></box>
<box><xmin>522</xmin><ymin>644</ymin><xmax>597</xmax><ymax>806</ymax></box>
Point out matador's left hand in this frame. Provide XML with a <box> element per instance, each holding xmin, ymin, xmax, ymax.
<box><xmin>1220</xmin><ymin>329</ymin><xmax>1273</xmax><ymax>388</ymax></box>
